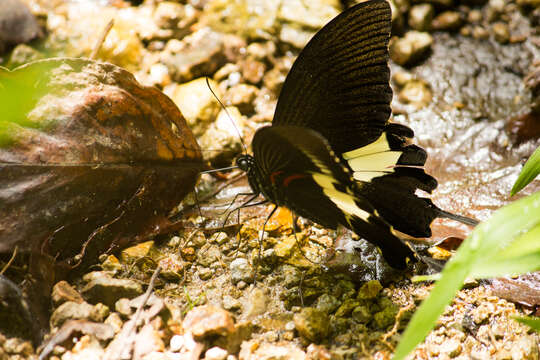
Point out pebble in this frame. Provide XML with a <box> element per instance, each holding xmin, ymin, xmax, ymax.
<box><xmin>3</xmin><ymin>338</ymin><xmax>33</xmax><ymax>356</ymax></box>
<box><xmin>239</xmin><ymin>341</ymin><xmax>306</xmax><ymax>360</ymax></box>
<box><xmin>104</xmin><ymin>312</ymin><xmax>123</xmax><ymax>333</ymax></box>
<box><xmin>293</xmin><ymin>307</ymin><xmax>330</xmax><ymax>342</ymax></box>
<box><xmin>51</xmin><ymin>281</ymin><xmax>84</xmax><ymax>306</ymax></box>
<box><xmin>197</xmin><ymin>245</ymin><xmax>221</xmax><ymax>267</ymax></box>
<box><xmin>121</xmin><ymin>241</ymin><xmax>154</xmax><ymax>263</ymax></box>
<box><xmin>182</xmin><ymin>305</ymin><xmax>235</xmax><ymax>339</ymax></box>
<box><xmin>431</xmin><ymin>11</ymin><xmax>463</xmax><ymax>31</ymax></box>
<box><xmin>240</xmin><ymin>58</ymin><xmax>266</xmax><ymax>85</ymax></box>
<box><xmin>398</xmin><ymin>80</ymin><xmax>433</xmax><ymax>108</ymax></box>
<box><xmin>165</xmin><ymin>77</ymin><xmax>221</xmax><ymax>136</ymax></box>
<box><xmin>408</xmin><ymin>4</ymin><xmax>434</xmax><ymax>31</ymax></box>
<box><xmin>148</xmin><ymin>63</ymin><xmax>171</xmax><ymax>87</ymax></box>
<box><xmin>244</xmin><ymin>288</ymin><xmax>268</xmax><ymax>318</ymax></box>
<box><xmin>357</xmin><ymin>280</ymin><xmax>383</xmax><ymax>300</ymax></box>
<box><xmin>352</xmin><ymin>305</ymin><xmax>372</xmax><ymax>323</ymax></box>
<box><xmin>223</xmin><ymin>84</ymin><xmax>259</xmax><ymax>114</ymax></box>
<box><xmin>314</xmin><ymin>293</ymin><xmax>340</xmax><ymax>314</ymax></box>
<box><xmin>180</xmin><ymin>247</ymin><xmax>196</xmax><ymax>262</ymax></box>
<box><xmin>390</xmin><ymin>31</ymin><xmax>433</xmax><ymax>67</ymax></box>
<box><xmin>229</xmin><ymin>258</ymin><xmax>254</xmax><ymax>284</ymax></box>
<box><xmin>222</xmin><ymin>295</ymin><xmax>242</xmax><ymax>312</ymax></box>
<box><xmin>492</xmin><ymin>22</ymin><xmax>510</xmax><ymax>44</ymax></box>
<box><xmin>205</xmin><ymin>347</ymin><xmax>228</xmax><ymax>360</ymax></box>
<box><xmin>198</xmin><ymin>267</ymin><xmax>214</xmax><ymax>280</ymax></box>
<box><xmin>50</xmin><ymin>301</ymin><xmax>108</xmax><ymax>327</ymax></box>
<box><xmin>472</xmin><ymin>25</ymin><xmax>489</xmax><ymax>39</ymax></box>
<box><xmin>335</xmin><ymin>299</ymin><xmax>362</xmax><ymax>317</ymax></box>
<box><xmin>81</xmin><ymin>274</ymin><xmax>143</xmax><ymax>308</ymax></box>
<box><xmin>115</xmin><ymin>298</ymin><xmax>133</xmax><ymax>317</ymax></box>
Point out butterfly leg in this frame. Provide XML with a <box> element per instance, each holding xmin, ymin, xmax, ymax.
<box><xmin>253</xmin><ymin>204</ymin><xmax>278</xmax><ymax>284</ymax></box>
<box><xmin>222</xmin><ymin>193</ymin><xmax>261</xmax><ymax>227</ymax></box>
<box><xmin>290</xmin><ymin>212</ymin><xmax>326</xmax><ymax>268</ymax></box>
<box><xmin>218</xmin><ymin>192</ymin><xmax>256</xmax><ymax>216</ymax></box>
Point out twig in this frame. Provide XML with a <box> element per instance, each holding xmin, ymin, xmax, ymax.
<box><xmin>90</xmin><ymin>19</ymin><xmax>114</xmax><ymax>60</ymax></box>
<box><xmin>0</xmin><ymin>246</ymin><xmax>17</xmax><ymax>275</ymax></box>
<box><xmin>103</xmin><ymin>266</ymin><xmax>162</xmax><ymax>360</ymax></box>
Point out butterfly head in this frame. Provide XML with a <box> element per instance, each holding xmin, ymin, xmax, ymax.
<box><xmin>236</xmin><ymin>154</ymin><xmax>255</xmax><ymax>173</ymax></box>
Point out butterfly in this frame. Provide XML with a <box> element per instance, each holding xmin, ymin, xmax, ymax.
<box><xmin>233</xmin><ymin>0</ymin><xmax>478</xmax><ymax>269</ymax></box>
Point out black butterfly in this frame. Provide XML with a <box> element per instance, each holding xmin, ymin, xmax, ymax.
<box><xmin>234</xmin><ymin>0</ymin><xmax>478</xmax><ymax>269</ymax></box>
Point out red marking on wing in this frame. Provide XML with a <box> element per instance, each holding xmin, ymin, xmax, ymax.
<box><xmin>283</xmin><ymin>174</ymin><xmax>308</xmax><ymax>187</ymax></box>
<box><xmin>270</xmin><ymin>171</ymin><xmax>284</xmax><ymax>184</ymax></box>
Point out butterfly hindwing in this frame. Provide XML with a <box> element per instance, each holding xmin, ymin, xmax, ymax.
<box><xmin>273</xmin><ymin>0</ymin><xmax>393</xmax><ymax>154</ymax></box>
<box><xmin>252</xmin><ymin>126</ymin><xmax>416</xmax><ymax>268</ymax></box>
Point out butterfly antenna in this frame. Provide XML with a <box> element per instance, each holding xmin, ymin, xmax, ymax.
<box><xmin>205</xmin><ymin>77</ymin><xmax>247</xmax><ymax>154</ymax></box>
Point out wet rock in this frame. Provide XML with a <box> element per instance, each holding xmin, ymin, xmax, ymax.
<box><xmin>293</xmin><ymin>307</ymin><xmax>330</xmax><ymax>342</ymax></box>
<box><xmin>121</xmin><ymin>241</ymin><xmax>155</xmax><ymax>263</ymax></box>
<box><xmin>306</xmin><ymin>344</ymin><xmax>331</xmax><ymax>360</ymax></box>
<box><xmin>314</xmin><ymin>294</ymin><xmax>340</xmax><ymax>314</ymax></box>
<box><xmin>357</xmin><ymin>280</ymin><xmax>383</xmax><ymax>300</ymax></box>
<box><xmin>82</xmin><ymin>274</ymin><xmax>143</xmax><ymax>308</ymax></box>
<box><xmin>431</xmin><ymin>11</ymin><xmax>463</xmax><ymax>31</ymax></box>
<box><xmin>390</xmin><ymin>31</ymin><xmax>433</xmax><ymax>67</ymax></box>
<box><xmin>398</xmin><ymin>79</ymin><xmax>433</xmax><ymax>108</ymax></box>
<box><xmin>205</xmin><ymin>346</ymin><xmax>228</xmax><ymax>360</ymax></box>
<box><xmin>244</xmin><ymin>288</ymin><xmax>268</xmax><ymax>318</ymax></box>
<box><xmin>50</xmin><ymin>301</ymin><xmax>109</xmax><ymax>327</ymax></box>
<box><xmin>239</xmin><ymin>341</ymin><xmax>306</xmax><ymax>360</ymax></box>
<box><xmin>153</xmin><ymin>2</ymin><xmax>186</xmax><ymax>29</ymax></box>
<box><xmin>182</xmin><ymin>305</ymin><xmax>235</xmax><ymax>339</ymax></box>
<box><xmin>281</xmin><ymin>265</ymin><xmax>302</xmax><ymax>288</ymax></box>
<box><xmin>229</xmin><ymin>258</ymin><xmax>254</xmax><ymax>284</ymax></box>
<box><xmin>52</xmin><ymin>281</ymin><xmax>84</xmax><ymax>306</ymax></box>
<box><xmin>438</xmin><ymin>338</ymin><xmax>462</xmax><ymax>357</ymax></box>
<box><xmin>492</xmin><ymin>22</ymin><xmax>510</xmax><ymax>44</ymax></box>
<box><xmin>224</xmin><ymin>84</ymin><xmax>259</xmax><ymax>114</ymax></box>
<box><xmin>0</xmin><ymin>0</ymin><xmax>43</xmax><ymax>54</ymax></box>
<box><xmin>408</xmin><ymin>4</ymin><xmax>434</xmax><ymax>31</ymax></box>
<box><xmin>62</xmin><ymin>334</ymin><xmax>105</xmax><ymax>359</ymax></box>
<box><xmin>165</xmin><ymin>77</ymin><xmax>221</xmax><ymax>136</ymax></box>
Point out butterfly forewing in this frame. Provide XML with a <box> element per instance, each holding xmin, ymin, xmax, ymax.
<box><xmin>273</xmin><ymin>0</ymin><xmax>392</xmax><ymax>154</ymax></box>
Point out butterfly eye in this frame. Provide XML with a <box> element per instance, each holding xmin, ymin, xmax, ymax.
<box><xmin>236</xmin><ymin>156</ymin><xmax>250</xmax><ymax>171</ymax></box>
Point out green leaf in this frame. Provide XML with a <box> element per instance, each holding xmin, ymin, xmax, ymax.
<box><xmin>393</xmin><ymin>191</ymin><xmax>540</xmax><ymax>360</ymax></box>
<box><xmin>514</xmin><ymin>316</ymin><xmax>540</xmax><ymax>332</ymax></box>
<box><xmin>511</xmin><ymin>145</ymin><xmax>540</xmax><ymax>196</ymax></box>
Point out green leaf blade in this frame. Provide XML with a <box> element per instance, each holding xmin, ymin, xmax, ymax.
<box><xmin>511</xmin><ymin>146</ymin><xmax>540</xmax><ymax>196</ymax></box>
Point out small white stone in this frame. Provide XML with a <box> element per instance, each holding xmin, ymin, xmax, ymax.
<box><xmin>169</xmin><ymin>335</ymin><xmax>184</xmax><ymax>352</ymax></box>
<box><xmin>205</xmin><ymin>347</ymin><xmax>228</xmax><ymax>360</ymax></box>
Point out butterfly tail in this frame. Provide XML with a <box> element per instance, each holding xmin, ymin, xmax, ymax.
<box><xmin>436</xmin><ymin>209</ymin><xmax>479</xmax><ymax>226</ymax></box>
